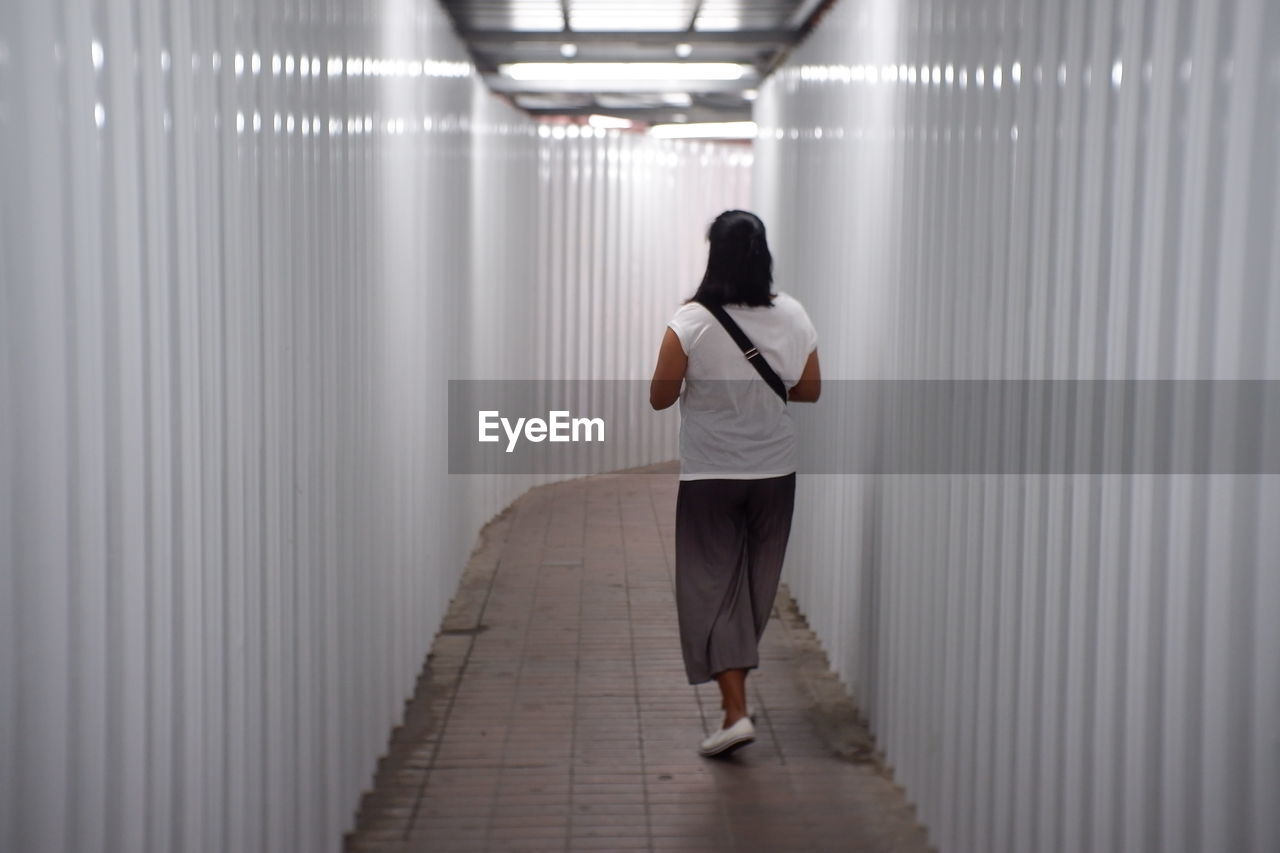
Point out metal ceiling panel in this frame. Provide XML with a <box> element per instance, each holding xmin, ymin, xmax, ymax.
<box><xmin>439</xmin><ymin>0</ymin><xmax>830</xmax><ymax>121</ymax></box>
<box><xmin>695</xmin><ymin>0</ymin><xmax>804</xmax><ymax>30</ymax></box>
<box><xmin>448</xmin><ymin>0</ymin><xmax>565</xmax><ymax>31</ymax></box>
<box><xmin>568</xmin><ymin>0</ymin><xmax>700</xmax><ymax>31</ymax></box>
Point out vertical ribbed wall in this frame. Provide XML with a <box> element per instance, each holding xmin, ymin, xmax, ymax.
<box><xmin>756</xmin><ymin>1</ymin><xmax>1279</xmax><ymax>852</ymax></box>
<box><xmin>0</xmin><ymin>0</ymin><xmax>749</xmax><ymax>849</ymax></box>
<box><xmin>468</xmin><ymin>89</ymin><xmax>752</xmax><ymax>518</ymax></box>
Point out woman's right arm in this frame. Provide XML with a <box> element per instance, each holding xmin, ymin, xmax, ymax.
<box><xmin>650</xmin><ymin>327</ymin><xmax>688</xmax><ymax>410</ymax></box>
<box><xmin>789</xmin><ymin>349</ymin><xmax>821</xmax><ymax>402</ymax></box>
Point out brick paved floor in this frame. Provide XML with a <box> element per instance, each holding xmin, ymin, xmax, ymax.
<box><xmin>347</xmin><ymin>465</ymin><xmax>931</xmax><ymax>853</ymax></box>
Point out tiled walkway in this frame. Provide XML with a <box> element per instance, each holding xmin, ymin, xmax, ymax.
<box><xmin>347</xmin><ymin>466</ymin><xmax>931</xmax><ymax>853</ymax></box>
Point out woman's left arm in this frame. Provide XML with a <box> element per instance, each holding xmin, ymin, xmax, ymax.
<box><xmin>788</xmin><ymin>348</ymin><xmax>821</xmax><ymax>402</ymax></box>
<box><xmin>650</xmin><ymin>327</ymin><xmax>688</xmax><ymax>410</ymax></box>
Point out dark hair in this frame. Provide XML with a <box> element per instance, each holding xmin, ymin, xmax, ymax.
<box><xmin>690</xmin><ymin>210</ymin><xmax>774</xmax><ymax>308</ymax></box>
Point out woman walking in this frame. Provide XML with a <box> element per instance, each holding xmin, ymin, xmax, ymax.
<box><xmin>649</xmin><ymin>210</ymin><xmax>821</xmax><ymax>757</ymax></box>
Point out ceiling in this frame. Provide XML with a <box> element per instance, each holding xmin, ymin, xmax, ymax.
<box><xmin>439</xmin><ymin>0</ymin><xmax>833</xmax><ymax>126</ymax></box>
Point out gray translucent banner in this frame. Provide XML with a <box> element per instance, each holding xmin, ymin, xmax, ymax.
<box><xmin>447</xmin><ymin>380</ymin><xmax>1280</xmax><ymax>475</ymax></box>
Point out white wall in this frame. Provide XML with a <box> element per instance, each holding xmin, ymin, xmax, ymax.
<box><xmin>467</xmin><ymin>89</ymin><xmax>752</xmax><ymax>516</ymax></box>
<box><xmin>0</xmin><ymin>1</ymin><xmax>749</xmax><ymax>850</ymax></box>
<box><xmin>756</xmin><ymin>1</ymin><xmax>1279</xmax><ymax>852</ymax></box>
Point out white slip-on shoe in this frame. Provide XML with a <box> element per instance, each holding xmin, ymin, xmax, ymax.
<box><xmin>698</xmin><ymin>716</ymin><xmax>756</xmax><ymax>757</ymax></box>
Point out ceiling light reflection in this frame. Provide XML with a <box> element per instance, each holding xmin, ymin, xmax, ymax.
<box><xmin>500</xmin><ymin>62</ymin><xmax>748</xmax><ymax>82</ymax></box>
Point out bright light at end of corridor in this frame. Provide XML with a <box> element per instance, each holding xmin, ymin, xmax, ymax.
<box><xmin>500</xmin><ymin>62</ymin><xmax>749</xmax><ymax>82</ymax></box>
<box><xmin>649</xmin><ymin>121</ymin><xmax>757</xmax><ymax>140</ymax></box>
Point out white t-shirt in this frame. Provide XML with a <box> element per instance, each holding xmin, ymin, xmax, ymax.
<box><xmin>667</xmin><ymin>292</ymin><xmax>818</xmax><ymax>480</ymax></box>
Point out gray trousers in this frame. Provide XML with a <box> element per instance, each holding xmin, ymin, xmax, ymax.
<box><xmin>674</xmin><ymin>473</ymin><xmax>797</xmax><ymax>685</ymax></box>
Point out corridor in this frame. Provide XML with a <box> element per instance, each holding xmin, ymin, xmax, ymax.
<box><xmin>4</xmin><ymin>0</ymin><xmax>1279</xmax><ymax>850</ymax></box>
<box><xmin>345</xmin><ymin>466</ymin><xmax>929</xmax><ymax>853</ymax></box>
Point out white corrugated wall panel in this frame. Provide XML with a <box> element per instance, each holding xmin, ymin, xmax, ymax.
<box><xmin>755</xmin><ymin>1</ymin><xmax>1279</xmax><ymax>851</ymax></box>
<box><xmin>0</xmin><ymin>0</ymin><xmax>749</xmax><ymax>850</ymax></box>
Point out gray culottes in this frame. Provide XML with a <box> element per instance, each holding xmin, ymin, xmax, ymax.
<box><xmin>675</xmin><ymin>473</ymin><xmax>797</xmax><ymax>685</ymax></box>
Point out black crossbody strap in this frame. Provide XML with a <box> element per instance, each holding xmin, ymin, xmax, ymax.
<box><xmin>698</xmin><ymin>301</ymin><xmax>789</xmax><ymax>404</ymax></box>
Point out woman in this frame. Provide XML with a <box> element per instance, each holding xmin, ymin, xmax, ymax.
<box><xmin>649</xmin><ymin>210</ymin><xmax>821</xmax><ymax>757</ymax></box>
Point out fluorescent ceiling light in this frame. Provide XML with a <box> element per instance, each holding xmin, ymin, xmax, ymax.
<box><xmin>588</xmin><ymin>114</ymin><xmax>633</xmax><ymax>129</ymax></box>
<box><xmin>675</xmin><ymin>43</ymin><xmax>693</xmax><ymax>58</ymax></box>
<box><xmin>560</xmin><ymin>43</ymin><xmax>578</xmax><ymax>58</ymax></box>
<box><xmin>500</xmin><ymin>63</ymin><xmax>749</xmax><ymax>82</ymax></box>
<box><xmin>569</xmin><ymin>11</ymin><xmax>690</xmax><ymax>32</ymax></box>
<box><xmin>661</xmin><ymin>93</ymin><xmax>693</xmax><ymax>107</ymax></box>
<box><xmin>649</xmin><ymin>121</ymin><xmax>758</xmax><ymax>140</ymax></box>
